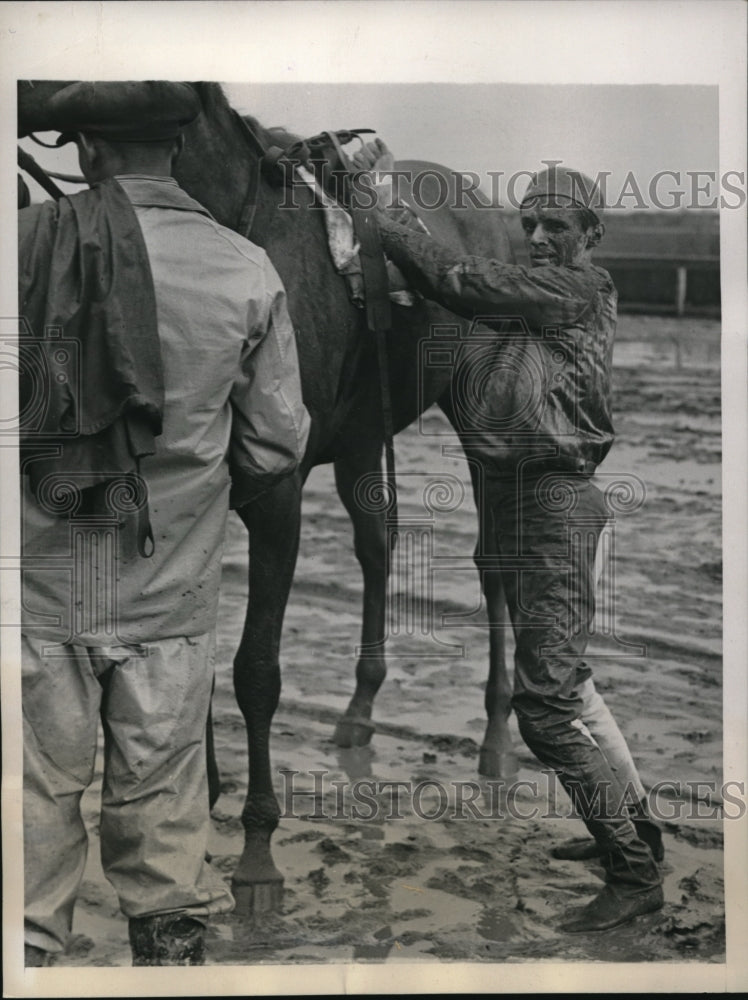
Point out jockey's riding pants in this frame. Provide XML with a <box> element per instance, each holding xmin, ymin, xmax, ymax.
<box><xmin>489</xmin><ymin>473</ymin><xmax>661</xmax><ymax>890</ymax></box>
<box><xmin>22</xmin><ymin>632</ymin><xmax>234</xmax><ymax>955</ymax></box>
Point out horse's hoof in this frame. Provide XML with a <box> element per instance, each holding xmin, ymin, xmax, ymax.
<box><xmin>478</xmin><ymin>747</ymin><xmax>519</xmax><ymax>780</ymax></box>
<box><xmin>231</xmin><ymin>877</ymin><xmax>284</xmax><ymax>915</ymax></box>
<box><xmin>333</xmin><ymin>716</ymin><xmax>375</xmax><ymax>748</ymax></box>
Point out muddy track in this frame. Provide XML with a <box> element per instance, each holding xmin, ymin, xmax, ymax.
<box><xmin>56</xmin><ymin>314</ymin><xmax>725</xmax><ymax>966</ymax></box>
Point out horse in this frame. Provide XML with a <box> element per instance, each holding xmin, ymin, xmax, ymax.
<box><xmin>17</xmin><ymin>80</ymin><xmax>518</xmax><ymax>913</ymax></box>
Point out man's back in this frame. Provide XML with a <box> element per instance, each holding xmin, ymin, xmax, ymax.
<box><xmin>18</xmin><ymin>78</ymin><xmax>314</xmax><ymax>968</ymax></box>
<box><xmin>21</xmin><ymin>176</ymin><xmax>308</xmax><ymax>644</ymax></box>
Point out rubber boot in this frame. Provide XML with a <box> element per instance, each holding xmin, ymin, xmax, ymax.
<box><xmin>128</xmin><ymin>914</ymin><xmax>206</xmax><ymax>966</ymax></box>
<box><xmin>514</xmin><ymin>704</ymin><xmax>663</xmax><ymax>933</ymax></box>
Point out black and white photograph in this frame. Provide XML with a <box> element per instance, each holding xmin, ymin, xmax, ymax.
<box><xmin>2</xmin><ymin>1</ymin><xmax>747</xmax><ymax>994</ymax></box>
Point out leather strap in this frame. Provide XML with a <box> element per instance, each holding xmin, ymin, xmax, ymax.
<box><xmin>322</xmin><ymin>131</ymin><xmax>398</xmax><ymax>548</ymax></box>
<box><xmin>136</xmin><ymin>499</ymin><xmax>155</xmax><ymax>557</ymax></box>
<box><xmin>233</xmin><ymin>113</ymin><xmax>265</xmax><ymax>239</ymax></box>
<box><xmin>18</xmin><ymin>146</ymin><xmax>65</xmax><ymax>200</ymax></box>
<box><xmin>232</xmin><ymin>114</ymin><xmax>292</xmax><ymax>245</ymax></box>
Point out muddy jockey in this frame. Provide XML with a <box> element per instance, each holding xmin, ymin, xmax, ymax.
<box><xmin>18</xmin><ymin>82</ymin><xmax>309</xmax><ymax>966</ymax></box>
<box><xmin>356</xmin><ymin>151</ymin><xmax>665</xmax><ymax>932</ymax></box>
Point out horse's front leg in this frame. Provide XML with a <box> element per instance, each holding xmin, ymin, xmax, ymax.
<box><xmin>331</xmin><ymin>443</ymin><xmax>389</xmax><ymax>747</ymax></box>
<box><xmin>230</xmin><ymin>474</ymin><xmax>302</xmax><ymax>914</ymax></box>
<box><xmin>469</xmin><ymin>462</ymin><xmax>519</xmax><ymax>779</ymax></box>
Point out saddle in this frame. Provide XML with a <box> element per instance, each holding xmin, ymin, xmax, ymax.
<box><xmin>261</xmin><ymin>126</ymin><xmax>375</xmax><ymax>196</ymax></box>
<box><xmin>259</xmin><ymin>124</ymin><xmax>405</xmax><ymax>544</ymax></box>
<box><xmin>261</xmin><ymin>126</ymin><xmax>425</xmax><ymax>229</ymax></box>
<box><xmin>258</xmin><ymin>124</ymin><xmax>424</xmax><ymax>309</ymax></box>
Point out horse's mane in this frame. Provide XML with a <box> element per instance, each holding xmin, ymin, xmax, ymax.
<box><xmin>191</xmin><ymin>82</ymin><xmax>301</xmax><ymax>151</ymax></box>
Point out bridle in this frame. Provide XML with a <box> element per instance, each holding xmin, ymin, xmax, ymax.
<box><xmin>17</xmin><ymin>143</ymin><xmax>69</xmax><ymax>200</ymax></box>
<box><xmin>231</xmin><ymin>111</ymin><xmax>269</xmax><ymax>240</ymax></box>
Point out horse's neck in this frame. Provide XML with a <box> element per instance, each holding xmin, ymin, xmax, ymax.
<box><xmin>175</xmin><ymin>111</ymin><xmax>254</xmax><ymax>231</ymax></box>
<box><xmin>176</xmin><ymin>111</ymin><xmax>310</xmax><ymax>246</ymax></box>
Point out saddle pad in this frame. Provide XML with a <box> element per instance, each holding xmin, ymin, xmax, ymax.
<box><xmin>295</xmin><ymin>164</ymin><xmax>425</xmax><ymax>307</ymax></box>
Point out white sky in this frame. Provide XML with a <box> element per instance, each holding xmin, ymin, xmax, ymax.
<box><xmin>17</xmin><ymin>82</ymin><xmax>720</xmax><ymax>209</ymax></box>
<box><xmin>226</xmin><ymin>82</ymin><xmax>719</xmax><ymax>205</ymax></box>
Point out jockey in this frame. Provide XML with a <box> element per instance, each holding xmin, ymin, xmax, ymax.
<box><xmin>364</xmin><ymin>150</ymin><xmax>664</xmax><ymax>933</ymax></box>
<box><xmin>19</xmin><ymin>81</ymin><xmax>309</xmax><ymax>966</ymax></box>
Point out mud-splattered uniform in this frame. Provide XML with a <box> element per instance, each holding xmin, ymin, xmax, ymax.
<box><xmin>379</xmin><ymin>216</ymin><xmax>661</xmax><ymax>901</ymax></box>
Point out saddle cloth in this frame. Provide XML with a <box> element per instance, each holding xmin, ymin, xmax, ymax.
<box><xmin>294</xmin><ymin>163</ymin><xmax>428</xmax><ymax>309</ymax></box>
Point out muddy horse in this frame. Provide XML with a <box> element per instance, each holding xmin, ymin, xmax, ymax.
<box><xmin>18</xmin><ymin>81</ymin><xmax>518</xmax><ymax>912</ymax></box>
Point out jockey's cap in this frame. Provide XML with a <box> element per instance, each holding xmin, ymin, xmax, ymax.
<box><xmin>48</xmin><ymin>82</ymin><xmax>200</xmax><ymax>145</ymax></box>
<box><xmin>521</xmin><ymin>165</ymin><xmax>605</xmax><ymax>221</ymax></box>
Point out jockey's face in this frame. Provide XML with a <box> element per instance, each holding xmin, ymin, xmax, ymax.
<box><xmin>520</xmin><ymin>203</ymin><xmax>601</xmax><ymax>268</ymax></box>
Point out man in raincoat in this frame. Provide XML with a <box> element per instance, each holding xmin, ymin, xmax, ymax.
<box><xmin>19</xmin><ymin>82</ymin><xmax>309</xmax><ymax>965</ymax></box>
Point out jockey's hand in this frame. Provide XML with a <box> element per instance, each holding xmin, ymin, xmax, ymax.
<box><xmin>351</xmin><ymin>138</ymin><xmax>394</xmax><ymax>173</ymax></box>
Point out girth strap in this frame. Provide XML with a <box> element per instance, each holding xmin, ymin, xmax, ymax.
<box><xmin>321</xmin><ymin>130</ymin><xmax>399</xmax><ymax>549</ymax></box>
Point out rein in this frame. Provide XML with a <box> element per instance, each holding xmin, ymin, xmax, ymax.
<box><xmin>29</xmin><ymin>132</ymin><xmax>63</xmax><ymax>149</ymax></box>
<box><xmin>46</xmin><ymin>169</ymin><xmax>87</xmax><ymax>184</ymax></box>
<box><xmin>17</xmin><ymin>146</ymin><xmax>66</xmax><ymax>200</ymax></box>
<box><xmin>232</xmin><ymin>112</ymin><xmax>267</xmax><ymax>240</ymax></box>
<box><xmin>18</xmin><ymin>135</ymin><xmax>86</xmax><ymax>198</ymax></box>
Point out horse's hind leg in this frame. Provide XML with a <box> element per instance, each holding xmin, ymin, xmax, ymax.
<box><xmin>231</xmin><ymin>474</ymin><xmax>303</xmax><ymax>914</ymax></box>
<box><xmin>478</xmin><ymin>548</ymin><xmax>519</xmax><ymax>779</ymax></box>
<box><xmin>468</xmin><ymin>460</ymin><xmax>519</xmax><ymax>779</ymax></box>
<box><xmin>438</xmin><ymin>389</ymin><xmax>518</xmax><ymax>780</ymax></box>
<box><xmin>332</xmin><ymin>443</ymin><xmax>389</xmax><ymax>747</ymax></box>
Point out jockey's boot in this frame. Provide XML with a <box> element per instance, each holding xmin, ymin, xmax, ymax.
<box><xmin>515</xmin><ymin>707</ymin><xmax>663</xmax><ymax>934</ymax></box>
<box><xmin>128</xmin><ymin>914</ymin><xmax>206</xmax><ymax>966</ymax></box>
<box><xmin>560</xmin><ymin>830</ymin><xmax>664</xmax><ymax>933</ymax></box>
<box><xmin>24</xmin><ymin>943</ymin><xmax>51</xmax><ymax>967</ymax></box>
<box><xmin>559</xmin><ymin>880</ymin><xmax>664</xmax><ymax>933</ymax></box>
